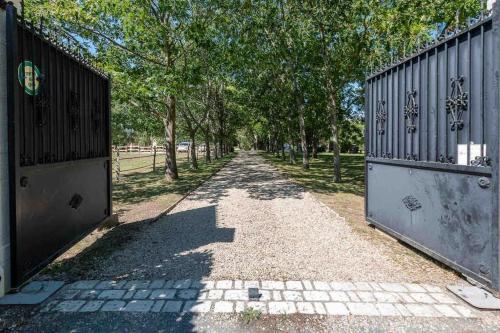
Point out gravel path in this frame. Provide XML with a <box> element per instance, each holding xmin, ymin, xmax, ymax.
<box><xmin>88</xmin><ymin>151</ymin><xmax>459</xmax><ymax>285</ymax></box>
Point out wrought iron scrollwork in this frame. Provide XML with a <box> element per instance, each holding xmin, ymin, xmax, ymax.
<box><xmin>471</xmin><ymin>156</ymin><xmax>491</xmax><ymax>167</ymax></box>
<box><xmin>439</xmin><ymin>154</ymin><xmax>455</xmax><ymax>164</ymax></box>
<box><xmin>382</xmin><ymin>153</ymin><xmax>392</xmax><ymax>159</ymax></box>
<box><xmin>406</xmin><ymin>154</ymin><xmax>417</xmax><ymax>161</ymax></box>
<box><xmin>402</xmin><ymin>195</ymin><xmax>422</xmax><ymax>211</ymax></box>
<box><xmin>376</xmin><ymin>100</ymin><xmax>387</xmax><ymax>135</ymax></box>
<box><xmin>446</xmin><ymin>76</ymin><xmax>468</xmax><ymax>131</ymax></box>
<box><xmin>404</xmin><ymin>90</ymin><xmax>418</xmax><ymax>133</ymax></box>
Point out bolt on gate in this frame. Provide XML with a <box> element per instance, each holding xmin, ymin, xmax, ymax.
<box><xmin>0</xmin><ymin>2</ymin><xmax>112</xmax><ymax>295</ymax></box>
<box><xmin>365</xmin><ymin>5</ymin><xmax>500</xmax><ymax>293</ymax></box>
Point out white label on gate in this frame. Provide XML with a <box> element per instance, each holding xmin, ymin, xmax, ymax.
<box><xmin>457</xmin><ymin>143</ymin><xmax>486</xmax><ymax>165</ymax></box>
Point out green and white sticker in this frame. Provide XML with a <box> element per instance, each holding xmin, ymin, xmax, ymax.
<box><xmin>17</xmin><ymin>60</ymin><xmax>41</xmax><ymax>96</ymax></box>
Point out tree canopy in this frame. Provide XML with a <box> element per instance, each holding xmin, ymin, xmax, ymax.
<box><xmin>24</xmin><ymin>0</ymin><xmax>484</xmax><ymax>180</ymax></box>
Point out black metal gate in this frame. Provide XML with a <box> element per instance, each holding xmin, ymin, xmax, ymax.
<box><xmin>365</xmin><ymin>7</ymin><xmax>500</xmax><ymax>292</ymax></box>
<box><xmin>4</xmin><ymin>4</ymin><xmax>111</xmax><ymax>287</ymax></box>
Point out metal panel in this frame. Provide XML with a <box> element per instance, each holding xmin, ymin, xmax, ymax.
<box><xmin>4</xmin><ymin>3</ymin><xmax>112</xmax><ymax>287</ymax></box>
<box><xmin>367</xmin><ymin>161</ymin><xmax>493</xmax><ymax>286</ymax></box>
<box><xmin>367</xmin><ymin>18</ymin><xmax>494</xmax><ymax>166</ymax></box>
<box><xmin>16</xmin><ymin>159</ymin><xmax>109</xmax><ymax>283</ymax></box>
<box><xmin>365</xmin><ymin>8</ymin><xmax>500</xmax><ymax>292</ymax></box>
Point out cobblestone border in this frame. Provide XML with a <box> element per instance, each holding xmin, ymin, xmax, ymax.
<box><xmin>40</xmin><ymin>280</ymin><xmax>475</xmax><ymax>317</ymax></box>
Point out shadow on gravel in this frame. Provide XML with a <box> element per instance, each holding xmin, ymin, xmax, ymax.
<box><xmin>46</xmin><ymin>206</ymin><xmax>234</xmax><ymax>281</ymax></box>
<box><xmin>190</xmin><ymin>153</ymin><xmax>303</xmax><ymax>204</ymax></box>
<box><xmin>29</xmin><ymin>206</ymin><xmax>236</xmax><ymax>332</ymax></box>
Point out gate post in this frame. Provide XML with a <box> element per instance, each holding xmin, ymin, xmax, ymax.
<box><xmin>0</xmin><ymin>1</ymin><xmax>20</xmax><ymax>296</ymax></box>
<box><xmin>153</xmin><ymin>146</ymin><xmax>156</xmax><ymax>172</ymax></box>
<box><xmin>492</xmin><ymin>0</ymin><xmax>500</xmax><ymax>293</ymax></box>
<box><xmin>0</xmin><ymin>2</ymin><xmax>10</xmax><ymax>297</ymax></box>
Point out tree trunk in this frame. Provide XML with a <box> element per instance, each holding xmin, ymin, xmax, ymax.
<box><xmin>205</xmin><ymin>136</ymin><xmax>211</xmax><ymax>163</ymax></box>
<box><xmin>289</xmin><ymin>144</ymin><xmax>296</xmax><ymax>164</ymax></box>
<box><xmin>312</xmin><ymin>137</ymin><xmax>318</xmax><ymax>159</ymax></box>
<box><xmin>189</xmin><ymin>133</ymin><xmax>198</xmax><ymax>169</ymax></box>
<box><xmin>219</xmin><ymin>138</ymin><xmax>224</xmax><ymax>158</ymax></box>
<box><xmin>326</xmin><ymin>79</ymin><xmax>341</xmax><ymax>182</ymax></box>
<box><xmin>296</xmin><ymin>94</ymin><xmax>309</xmax><ymax>169</ymax></box>
<box><xmin>164</xmin><ymin>95</ymin><xmax>178</xmax><ymax>180</ymax></box>
<box><xmin>214</xmin><ymin>142</ymin><xmax>219</xmax><ymax>159</ymax></box>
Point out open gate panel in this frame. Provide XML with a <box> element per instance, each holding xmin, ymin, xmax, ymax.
<box><xmin>3</xmin><ymin>3</ymin><xmax>112</xmax><ymax>288</ymax></box>
<box><xmin>365</xmin><ymin>7</ymin><xmax>500</xmax><ymax>292</ymax></box>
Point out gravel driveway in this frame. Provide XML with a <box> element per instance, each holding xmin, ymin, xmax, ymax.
<box><xmin>80</xmin><ymin>151</ymin><xmax>460</xmax><ymax>286</ymax></box>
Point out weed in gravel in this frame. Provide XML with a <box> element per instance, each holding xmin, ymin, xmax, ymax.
<box><xmin>242</xmin><ymin>307</ymin><xmax>262</xmax><ymax>324</ymax></box>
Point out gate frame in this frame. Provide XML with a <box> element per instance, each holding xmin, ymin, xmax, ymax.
<box><xmin>365</xmin><ymin>4</ymin><xmax>500</xmax><ymax>293</ymax></box>
<box><xmin>1</xmin><ymin>1</ymin><xmax>113</xmax><ymax>293</ymax></box>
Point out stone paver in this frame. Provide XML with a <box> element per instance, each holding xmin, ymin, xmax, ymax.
<box><xmin>53</xmin><ymin>300</ymin><xmax>85</xmax><ymax>312</ymax></box>
<box><xmin>101</xmin><ymin>300</ymin><xmax>126</xmax><ymax>312</ymax></box>
<box><xmin>44</xmin><ymin>279</ymin><xmax>477</xmax><ymax>318</ymax></box>
<box><xmin>296</xmin><ymin>302</ymin><xmax>315</xmax><ymax>314</ymax></box>
<box><xmin>79</xmin><ymin>301</ymin><xmax>104</xmax><ymax>312</ymax></box>
<box><xmin>325</xmin><ymin>302</ymin><xmax>350</xmax><ymax>315</ymax></box>
<box><xmin>149</xmin><ymin>289</ymin><xmax>176</xmax><ymax>300</ymax></box>
<box><xmin>162</xmin><ymin>301</ymin><xmax>183</xmax><ymax>313</ymax></box>
<box><xmin>184</xmin><ymin>301</ymin><xmax>212</xmax><ymax>313</ymax></box>
<box><xmin>97</xmin><ymin>290</ymin><xmax>126</xmax><ymax>300</ymax></box>
<box><xmin>286</xmin><ymin>281</ymin><xmax>303</xmax><ymax>290</ymax></box>
<box><xmin>214</xmin><ymin>301</ymin><xmax>234</xmax><ymax>313</ymax></box>
<box><xmin>123</xmin><ymin>300</ymin><xmax>154</xmax><ymax>312</ymax></box>
<box><xmin>268</xmin><ymin>302</ymin><xmax>296</xmax><ymax>314</ymax></box>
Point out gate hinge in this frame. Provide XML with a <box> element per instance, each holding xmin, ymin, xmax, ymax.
<box><xmin>478</xmin><ymin>177</ymin><xmax>490</xmax><ymax>189</ymax></box>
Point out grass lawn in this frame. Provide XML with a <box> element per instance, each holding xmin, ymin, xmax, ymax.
<box><xmin>261</xmin><ymin>152</ymin><xmax>364</xmax><ymax>196</ymax></box>
<box><xmin>113</xmin><ymin>151</ymin><xmax>235</xmax><ymax>210</ymax></box>
<box><xmin>261</xmin><ymin>151</ymin><xmax>369</xmax><ymax>239</ymax></box>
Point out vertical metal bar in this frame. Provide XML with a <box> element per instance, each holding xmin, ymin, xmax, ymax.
<box><xmin>385</xmin><ymin>71</ymin><xmax>392</xmax><ymax>155</ymax></box>
<box><xmin>56</xmin><ymin>44</ymin><xmax>62</xmax><ymax>161</ymax></box>
<box><xmin>467</xmin><ymin>31</ymin><xmax>472</xmax><ymax>165</ymax></box>
<box><xmin>454</xmin><ymin>36</ymin><xmax>459</xmax><ymax>163</ymax></box>
<box><xmin>410</xmin><ymin>59</ymin><xmax>414</xmax><ymax>158</ymax></box>
<box><xmin>371</xmin><ymin>79</ymin><xmax>375</xmax><ymax>155</ymax></box>
<box><xmin>77</xmin><ymin>50</ymin><xmax>82</xmax><ymax>159</ymax></box>
<box><xmin>106</xmin><ymin>77</ymin><xmax>112</xmax><ymax>217</ymax></box>
<box><xmin>391</xmin><ymin>68</ymin><xmax>395</xmax><ymax>157</ymax></box>
<box><xmin>374</xmin><ymin>77</ymin><xmax>378</xmax><ymax>157</ymax></box>
<box><xmin>38</xmin><ymin>23</ymin><xmax>44</xmax><ymax>163</ymax></box>
<box><xmin>6</xmin><ymin>1</ymin><xmax>21</xmax><ymax>288</ymax></box>
<box><xmin>19</xmin><ymin>15</ymin><xmax>26</xmax><ymax>165</ymax></box>
<box><xmin>445</xmin><ymin>41</ymin><xmax>449</xmax><ymax>161</ymax></box>
<box><xmin>481</xmin><ymin>23</ymin><xmax>485</xmax><ymax>157</ymax></box>
<box><xmin>84</xmin><ymin>65</ymin><xmax>89</xmax><ymax>158</ymax></box>
<box><xmin>46</xmin><ymin>34</ymin><xmax>53</xmax><ymax>162</ymax></box>
<box><xmin>63</xmin><ymin>46</ymin><xmax>68</xmax><ymax>160</ymax></box>
<box><xmin>30</xmin><ymin>21</ymin><xmax>36</xmax><ymax>164</ymax></box>
<box><xmin>491</xmin><ymin>2</ymin><xmax>500</xmax><ymax>292</ymax></box>
<box><xmin>436</xmin><ymin>47</ymin><xmax>440</xmax><ymax>162</ymax></box>
<box><xmin>403</xmin><ymin>62</ymin><xmax>407</xmax><ymax>158</ymax></box>
<box><xmin>418</xmin><ymin>54</ymin><xmax>422</xmax><ymax>160</ymax></box>
<box><xmin>396</xmin><ymin>65</ymin><xmax>399</xmax><ymax>158</ymax></box>
<box><xmin>426</xmin><ymin>51</ymin><xmax>430</xmax><ymax>161</ymax></box>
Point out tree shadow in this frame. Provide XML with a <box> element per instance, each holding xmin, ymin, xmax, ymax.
<box><xmin>35</xmin><ymin>205</ymin><xmax>236</xmax><ymax>332</ymax></box>
<box><xmin>47</xmin><ymin>205</ymin><xmax>234</xmax><ymax>281</ymax></box>
<box><xmin>190</xmin><ymin>152</ymin><xmax>304</xmax><ymax>203</ymax></box>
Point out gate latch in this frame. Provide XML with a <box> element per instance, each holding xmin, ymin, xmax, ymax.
<box><xmin>69</xmin><ymin>194</ymin><xmax>84</xmax><ymax>210</ymax></box>
<box><xmin>478</xmin><ymin>177</ymin><xmax>490</xmax><ymax>189</ymax></box>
